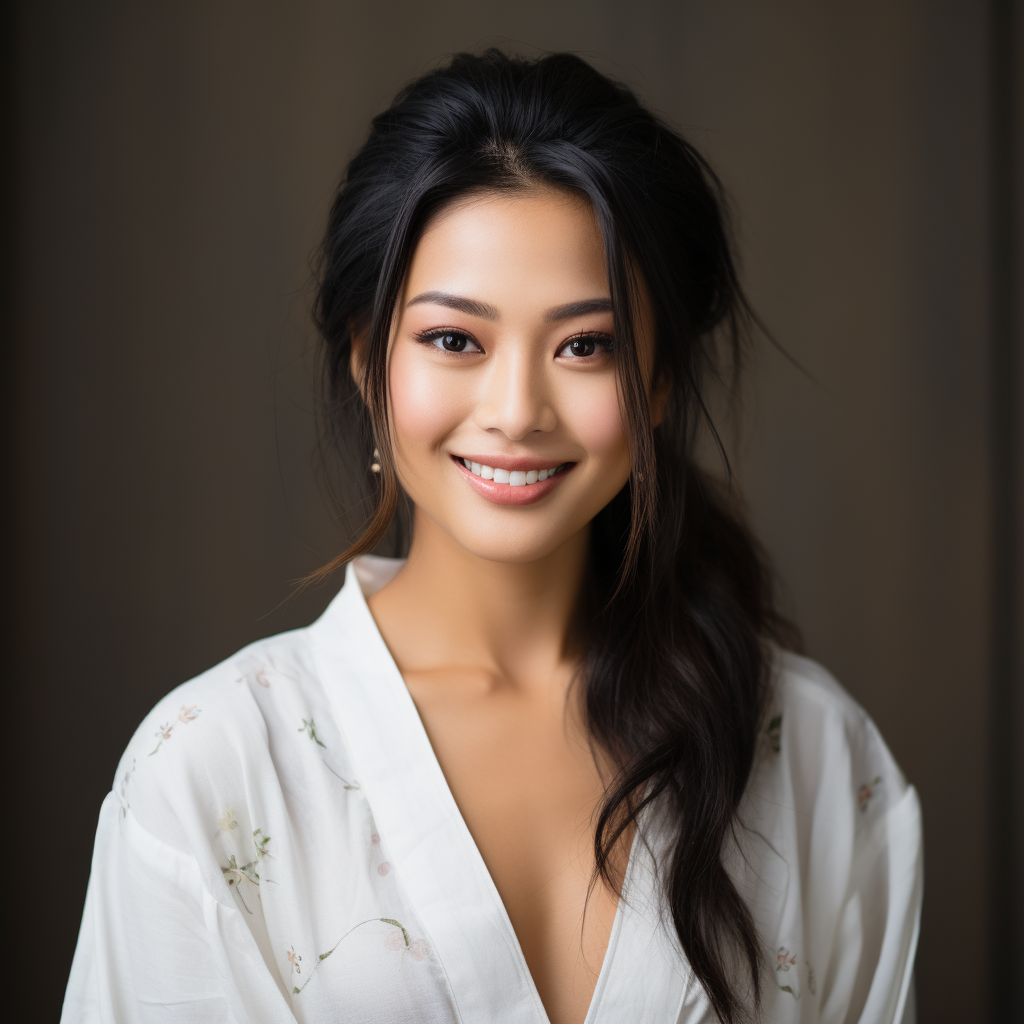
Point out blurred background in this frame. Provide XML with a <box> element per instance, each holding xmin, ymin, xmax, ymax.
<box><xmin>7</xmin><ymin>2</ymin><xmax>1022</xmax><ymax>1021</ymax></box>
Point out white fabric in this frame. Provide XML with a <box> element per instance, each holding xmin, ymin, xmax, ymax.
<box><xmin>63</xmin><ymin>556</ymin><xmax>922</xmax><ymax>1024</ymax></box>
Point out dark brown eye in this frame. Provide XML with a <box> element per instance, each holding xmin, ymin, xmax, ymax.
<box><xmin>570</xmin><ymin>338</ymin><xmax>596</xmax><ymax>357</ymax></box>
<box><xmin>440</xmin><ymin>332</ymin><xmax>468</xmax><ymax>351</ymax></box>
<box><xmin>420</xmin><ymin>330</ymin><xmax>481</xmax><ymax>353</ymax></box>
<box><xmin>559</xmin><ymin>333</ymin><xmax>614</xmax><ymax>359</ymax></box>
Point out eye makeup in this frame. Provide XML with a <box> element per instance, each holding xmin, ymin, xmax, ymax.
<box><xmin>412</xmin><ymin>327</ymin><xmax>615</xmax><ymax>359</ymax></box>
<box><xmin>413</xmin><ymin>328</ymin><xmax>483</xmax><ymax>354</ymax></box>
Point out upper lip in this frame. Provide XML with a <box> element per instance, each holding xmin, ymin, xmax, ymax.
<box><xmin>452</xmin><ymin>453</ymin><xmax>573</xmax><ymax>472</ymax></box>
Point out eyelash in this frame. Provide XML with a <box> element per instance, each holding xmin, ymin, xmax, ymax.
<box><xmin>413</xmin><ymin>328</ymin><xmax>483</xmax><ymax>355</ymax></box>
<box><xmin>413</xmin><ymin>328</ymin><xmax>615</xmax><ymax>359</ymax></box>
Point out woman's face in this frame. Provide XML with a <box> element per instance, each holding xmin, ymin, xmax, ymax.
<box><xmin>381</xmin><ymin>187</ymin><xmax>649</xmax><ymax>564</ymax></box>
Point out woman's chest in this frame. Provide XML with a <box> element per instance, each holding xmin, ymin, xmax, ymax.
<box><xmin>403</xmin><ymin>674</ymin><xmax>624</xmax><ymax>1024</ymax></box>
<box><xmin>205</xmin><ymin>650</ymin><xmax>732</xmax><ymax>1024</ymax></box>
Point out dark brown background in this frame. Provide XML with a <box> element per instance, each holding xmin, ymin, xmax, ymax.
<box><xmin>9</xmin><ymin>2</ymin><xmax>1022</xmax><ymax>1021</ymax></box>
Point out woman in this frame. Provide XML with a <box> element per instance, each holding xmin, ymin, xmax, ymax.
<box><xmin>63</xmin><ymin>50</ymin><xmax>922</xmax><ymax>1024</ymax></box>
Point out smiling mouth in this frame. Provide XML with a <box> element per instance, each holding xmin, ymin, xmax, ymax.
<box><xmin>454</xmin><ymin>456</ymin><xmax>572</xmax><ymax>485</ymax></box>
<box><xmin>450</xmin><ymin>455</ymin><xmax>575</xmax><ymax>506</ymax></box>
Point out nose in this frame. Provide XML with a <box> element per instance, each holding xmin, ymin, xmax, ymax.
<box><xmin>472</xmin><ymin>344</ymin><xmax>557</xmax><ymax>441</ymax></box>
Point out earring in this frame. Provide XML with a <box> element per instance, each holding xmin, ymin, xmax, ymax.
<box><xmin>370</xmin><ymin>447</ymin><xmax>381</xmax><ymax>473</ymax></box>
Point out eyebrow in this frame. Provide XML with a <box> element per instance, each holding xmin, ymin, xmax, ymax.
<box><xmin>544</xmin><ymin>298</ymin><xmax>613</xmax><ymax>322</ymax></box>
<box><xmin>405</xmin><ymin>291</ymin><xmax>613</xmax><ymax>323</ymax></box>
<box><xmin>406</xmin><ymin>291</ymin><xmax>499</xmax><ymax>320</ymax></box>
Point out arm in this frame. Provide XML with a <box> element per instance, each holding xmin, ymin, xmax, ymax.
<box><xmin>62</xmin><ymin>791</ymin><xmax>293</xmax><ymax>1024</ymax></box>
<box><xmin>824</xmin><ymin>783</ymin><xmax>923</xmax><ymax>1024</ymax></box>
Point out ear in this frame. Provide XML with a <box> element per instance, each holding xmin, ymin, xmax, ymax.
<box><xmin>349</xmin><ymin>324</ymin><xmax>369</xmax><ymax>400</ymax></box>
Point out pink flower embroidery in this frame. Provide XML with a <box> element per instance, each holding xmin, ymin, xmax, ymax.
<box><xmin>178</xmin><ymin>704</ymin><xmax>200</xmax><ymax>724</ymax></box>
<box><xmin>377</xmin><ymin>862</ymin><xmax>391</xmax><ymax>876</ymax></box>
<box><xmin>235</xmin><ymin>654</ymin><xmax>273</xmax><ymax>687</ymax></box>
<box><xmin>287</xmin><ymin>946</ymin><xmax>302</xmax><ymax>974</ymax></box>
<box><xmin>858</xmin><ymin>775</ymin><xmax>883</xmax><ymax>812</ymax></box>
<box><xmin>293</xmin><ymin>919</ymin><xmax>420</xmax><ymax>996</ymax></box>
<box><xmin>383</xmin><ymin>928</ymin><xmax>430</xmax><ymax>961</ymax></box>
<box><xmin>775</xmin><ymin>946</ymin><xmax>800</xmax><ymax>998</ymax></box>
<box><xmin>371</xmin><ymin>832</ymin><xmax>380</xmax><ymax>844</ymax></box>
<box><xmin>149</xmin><ymin>722</ymin><xmax>174</xmax><ymax>755</ymax></box>
<box><xmin>152</xmin><ymin>704</ymin><xmax>201</xmax><ymax>752</ymax></box>
<box><xmin>235</xmin><ymin>653</ymin><xmax>298</xmax><ymax>689</ymax></box>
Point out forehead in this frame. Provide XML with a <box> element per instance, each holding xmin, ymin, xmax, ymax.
<box><xmin>403</xmin><ymin>188</ymin><xmax>610</xmax><ymax>312</ymax></box>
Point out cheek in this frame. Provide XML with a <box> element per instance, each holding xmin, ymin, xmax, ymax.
<box><xmin>388</xmin><ymin>346</ymin><xmax>467</xmax><ymax>453</ymax></box>
<box><xmin>564</xmin><ymin>379</ymin><xmax>630</xmax><ymax>466</ymax></box>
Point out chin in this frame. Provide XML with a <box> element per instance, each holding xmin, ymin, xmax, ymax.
<box><xmin>442</xmin><ymin>518</ymin><xmax>584</xmax><ymax>565</ymax></box>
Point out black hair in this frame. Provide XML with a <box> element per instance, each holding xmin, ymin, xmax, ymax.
<box><xmin>311</xmin><ymin>48</ymin><xmax>798</xmax><ymax>1023</ymax></box>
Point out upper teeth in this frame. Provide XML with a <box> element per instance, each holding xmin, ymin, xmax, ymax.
<box><xmin>459</xmin><ymin>458</ymin><xmax>567</xmax><ymax>485</ymax></box>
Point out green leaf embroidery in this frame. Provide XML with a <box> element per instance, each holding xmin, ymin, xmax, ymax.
<box><xmin>292</xmin><ymin>917</ymin><xmax>416</xmax><ymax>995</ymax></box>
<box><xmin>380</xmin><ymin>918</ymin><xmax>410</xmax><ymax>946</ymax></box>
<box><xmin>298</xmin><ymin>719</ymin><xmax>360</xmax><ymax>788</ymax></box>
<box><xmin>254</xmin><ymin>828</ymin><xmax>272</xmax><ymax>857</ymax></box>
<box><xmin>299</xmin><ymin>718</ymin><xmax>327</xmax><ymax>747</ymax></box>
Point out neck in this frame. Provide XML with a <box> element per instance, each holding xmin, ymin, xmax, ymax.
<box><xmin>368</xmin><ymin>509</ymin><xmax>590</xmax><ymax>688</ymax></box>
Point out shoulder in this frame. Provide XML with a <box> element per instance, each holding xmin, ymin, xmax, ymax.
<box><xmin>111</xmin><ymin>625</ymin><xmax>337</xmax><ymax>849</ymax></box>
<box><xmin>765</xmin><ymin>649</ymin><xmax>910</xmax><ymax>815</ymax></box>
<box><xmin>109</xmin><ymin>564</ymin><xmax>387</xmax><ymax>848</ymax></box>
<box><xmin>122</xmin><ymin>626</ymin><xmax>320</xmax><ymax>756</ymax></box>
<box><xmin>740</xmin><ymin>647</ymin><xmax>922</xmax><ymax>905</ymax></box>
<box><xmin>729</xmin><ymin>654</ymin><xmax>922</xmax><ymax>1016</ymax></box>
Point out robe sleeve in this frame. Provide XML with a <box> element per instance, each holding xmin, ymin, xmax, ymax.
<box><xmin>764</xmin><ymin>657</ymin><xmax>924</xmax><ymax>1024</ymax></box>
<box><xmin>61</xmin><ymin>791</ymin><xmax>294</xmax><ymax>1024</ymax></box>
<box><xmin>824</xmin><ymin>767</ymin><xmax>923</xmax><ymax>1024</ymax></box>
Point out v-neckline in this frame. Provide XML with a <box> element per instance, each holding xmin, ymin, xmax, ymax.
<box><xmin>309</xmin><ymin>558</ymin><xmax>693</xmax><ymax>1024</ymax></box>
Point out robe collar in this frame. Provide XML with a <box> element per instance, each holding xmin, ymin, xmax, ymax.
<box><xmin>308</xmin><ymin>557</ymin><xmax>700</xmax><ymax>1024</ymax></box>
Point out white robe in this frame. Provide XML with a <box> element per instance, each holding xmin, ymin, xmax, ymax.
<box><xmin>62</xmin><ymin>556</ymin><xmax>922</xmax><ymax>1024</ymax></box>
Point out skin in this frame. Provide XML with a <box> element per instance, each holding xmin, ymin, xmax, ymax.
<box><xmin>354</xmin><ymin>187</ymin><xmax>659</xmax><ymax>1024</ymax></box>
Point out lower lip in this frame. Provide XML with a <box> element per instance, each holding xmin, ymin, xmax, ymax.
<box><xmin>452</xmin><ymin>457</ymin><xmax>574</xmax><ymax>506</ymax></box>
